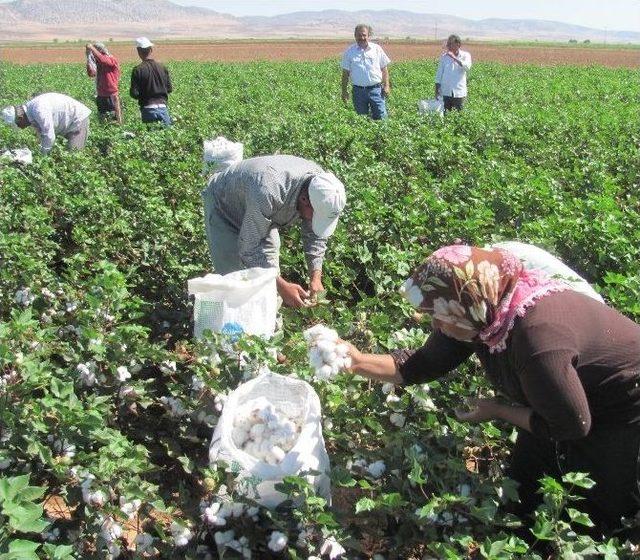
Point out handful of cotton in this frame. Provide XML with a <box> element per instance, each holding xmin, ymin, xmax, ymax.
<box><xmin>232</xmin><ymin>397</ymin><xmax>301</xmax><ymax>465</ymax></box>
<box><xmin>303</xmin><ymin>324</ymin><xmax>352</xmax><ymax>381</ymax></box>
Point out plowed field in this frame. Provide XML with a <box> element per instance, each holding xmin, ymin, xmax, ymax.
<box><xmin>2</xmin><ymin>40</ymin><xmax>638</xmax><ymax>67</ymax></box>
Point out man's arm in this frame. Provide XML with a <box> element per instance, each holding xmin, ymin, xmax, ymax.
<box><xmin>381</xmin><ymin>66</ymin><xmax>390</xmax><ymax>97</ymax></box>
<box><xmin>29</xmin><ymin>104</ymin><xmax>55</xmax><ymax>154</ymax></box>
<box><xmin>165</xmin><ymin>66</ymin><xmax>173</xmax><ymax>94</ymax></box>
<box><xmin>130</xmin><ymin>68</ymin><xmax>140</xmax><ymax>99</ymax></box>
<box><xmin>300</xmin><ymin>218</ymin><xmax>328</xmax><ymax>285</ymax></box>
<box><xmin>341</xmin><ymin>69</ymin><xmax>350</xmax><ymax>103</ymax></box>
<box><xmin>435</xmin><ymin>56</ymin><xmax>444</xmax><ymax>98</ymax></box>
<box><xmin>86</xmin><ymin>45</ymin><xmax>117</xmax><ymax>68</ymax></box>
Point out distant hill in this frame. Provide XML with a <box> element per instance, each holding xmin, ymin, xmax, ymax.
<box><xmin>0</xmin><ymin>0</ymin><xmax>638</xmax><ymax>43</ymax></box>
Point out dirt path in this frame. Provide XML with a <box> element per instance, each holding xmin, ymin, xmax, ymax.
<box><xmin>2</xmin><ymin>40</ymin><xmax>637</xmax><ymax>67</ymax></box>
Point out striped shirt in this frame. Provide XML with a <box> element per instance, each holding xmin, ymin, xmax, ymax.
<box><xmin>203</xmin><ymin>155</ymin><xmax>328</xmax><ymax>272</ymax></box>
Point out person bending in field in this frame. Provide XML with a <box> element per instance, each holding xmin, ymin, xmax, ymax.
<box><xmin>201</xmin><ymin>155</ymin><xmax>346</xmax><ymax>308</ymax></box>
<box><xmin>85</xmin><ymin>42</ymin><xmax>122</xmax><ymax>124</ymax></box>
<box><xmin>344</xmin><ymin>244</ymin><xmax>640</xmax><ymax>536</ymax></box>
<box><xmin>129</xmin><ymin>37</ymin><xmax>173</xmax><ymax>126</ymax></box>
<box><xmin>1</xmin><ymin>93</ymin><xmax>91</xmax><ymax>155</ymax></box>
<box><xmin>435</xmin><ymin>34</ymin><xmax>472</xmax><ymax>112</ymax></box>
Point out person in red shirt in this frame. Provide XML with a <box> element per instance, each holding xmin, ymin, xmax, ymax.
<box><xmin>85</xmin><ymin>43</ymin><xmax>122</xmax><ymax>124</ymax></box>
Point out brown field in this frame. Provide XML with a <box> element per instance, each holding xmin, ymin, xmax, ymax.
<box><xmin>2</xmin><ymin>40</ymin><xmax>638</xmax><ymax>67</ymax></box>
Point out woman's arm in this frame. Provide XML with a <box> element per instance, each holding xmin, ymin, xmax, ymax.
<box><xmin>347</xmin><ymin>346</ymin><xmax>403</xmax><ymax>384</ymax></box>
<box><xmin>456</xmin><ymin>397</ymin><xmax>533</xmax><ymax>432</ymax></box>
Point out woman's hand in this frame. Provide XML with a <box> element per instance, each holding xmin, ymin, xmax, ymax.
<box><xmin>455</xmin><ymin>397</ymin><xmax>534</xmax><ymax>432</ymax></box>
<box><xmin>337</xmin><ymin>339</ymin><xmax>362</xmax><ymax>372</ymax></box>
<box><xmin>455</xmin><ymin>397</ymin><xmax>502</xmax><ymax>423</ymax></box>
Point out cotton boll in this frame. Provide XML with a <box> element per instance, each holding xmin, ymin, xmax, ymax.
<box><xmin>318</xmin><ymin>365</ymin><xmax>333</xmax><ymax>379</ymax></box>
<box><xmin>367</xmin><ymin>460</ymin><xmax>386</xmax><ymax>478</ymax></box>
<box><xmin>270</xmin><ymin>445</ymin><xmax>286</xmax><ymax>462</ymax></box>
<box><xmin>249</xmin><ymin>423</ymin><xmax>265</xmax><ymax>440</ymax></box>
<box><xmin>335</xmin><ymin>343</ymin><xmax>349</xmax><ymax>357</ymax></box>
<box><xmin>390</xmin><ymin>413</ymin><xmax>406</xmax><ymax>427</ymax></box>
<box><xmin>268</xmin><ymin>531</ymin><xmax>288</xmax><ymax>552</ymax></box>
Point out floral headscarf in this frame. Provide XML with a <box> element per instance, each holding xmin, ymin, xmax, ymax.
<box><xmin>401</xmin><ymin>245</ymin><xmax>568</xmax><ymax>353</ymax></box>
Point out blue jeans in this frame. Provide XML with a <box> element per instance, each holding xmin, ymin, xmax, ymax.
<box><xmin>352</xmin><ymin>85</ymin><xmax>387</xmax><ymax>120</ymax></box>
<box><xmin>140</xmin><ymin>106</ymin><xmax>172</xmax><ymax>126</ymax></box>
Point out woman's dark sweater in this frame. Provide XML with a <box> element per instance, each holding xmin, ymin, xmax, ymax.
<box><xmin>394</xmin><ymin>291</ymin><xmax>640</xmax><ymax>441</ymax></box>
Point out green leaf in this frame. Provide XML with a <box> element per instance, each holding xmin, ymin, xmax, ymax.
<box><xmin>355</xmin><ymin>497</ymin><xmax>376</xmax><ymax>514</ymax></box>
<box><xmin>567</xmin><ymin>508</ymin><xmax>595</xmax><ymax>527</ymax></box>
<box><xmin>562</xmin><ymin>472</ymin><xmax>596</xmax><ymax>489</ymax></box>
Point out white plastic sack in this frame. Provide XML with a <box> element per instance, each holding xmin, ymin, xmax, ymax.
<box><xmin>1</xmin><ymin>148</ymin><xmax>33</xmax><ymax>165</ymax></box>
<box><xmin>209</xmin><ymin>371</ymin><xmax>331</xmax><ymax>508</ymax></box>
<box><xmin>188</xmin><ymin>267</ymin><xmax>278</xmax><ymax>339</ymax></box>
<box><xmin>418</xmin><ymin>98</ymin><xmax>444</xmax><ymax>116</ymax></box>
<box><xmin>203</xmin><ymin>136</ymin><xmax>244</xmax><ymax>176</ymax></box>
<box><xmin>492</xmin><ymin>241</ymin><xmax>603</xmax><ymax>303</ymax></box>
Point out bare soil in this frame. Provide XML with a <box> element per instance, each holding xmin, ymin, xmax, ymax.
<box><xmin>2</xmin><ymin>40</ymin><xmax>638</xmax><ymax>67</ymax></box>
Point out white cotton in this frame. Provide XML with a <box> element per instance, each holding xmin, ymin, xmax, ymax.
<box><xmin>171</xmin><ymin>522</ymin><xmax>193</xmax><ymax>547</ymax></box>
<box><xmin>390</xmin><ymin>413</ymin><xmax>406</xmax><ymax>427</ymax></box>
<box><xmin>304</xmin><ymin>324</ymin><xmax>351</xmax><ymax>381</ymax></box>
<box><xmin>320</xmin><ymin>536</ymin><xmax>346</xmax><ymax>559</ymax></box>
<box><xmin>160</xmin><ymin>361</ymin><xmax>177</xmax><ymax>374</ymax></box>
<box><xmin>268</xmin><ymin>531</ymin><xmax>288</xmax><ymax>552</ymax></box>
<box><xmin>367</xmin><ymin>460</ymin><xmax>386</xmax><ymax>478</ymax></box>
<box><xmin>115</xmin><ymin>366</ymin><xmax>131</xmax><ymax>382</ymax></box>
<box><xmin>381</xmin><ymin>382</ymin><xmax>395</xmax><ymax>394</ymax></box>
<box><xmin>135</xmin><ymin>533</ymin><xmax>154</xmax><ymax>552</ymax></box>
<box><xmin>400</xmin><ymin>278</ymin><xmax>424</xmax><ymax>308</ymax></box>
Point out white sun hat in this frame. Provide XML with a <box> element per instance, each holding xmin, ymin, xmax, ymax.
<box><xmin>1</xmin><ymin>106</ymin><xmax>16</xmax><ymax>127</ymax></box>
<box><xmin>135</xmin><ymin>37</ymin><xmax>154</xmax><ymax>49</ymax></box>
<box><xmin>308</xmin><ymin>172</ymin><xmax>347</xmax><ymax>238</ymax></box>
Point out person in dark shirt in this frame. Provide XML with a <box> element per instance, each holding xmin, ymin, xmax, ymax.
<box><xmin>344</xmin><ymin>244</ymin><xmax>640</xmax><ymax>534</ymax></box>
<box><xmin>129</xmin><ymin>37</ymin><xmax>173</xmax><ymax>126</ymax></box>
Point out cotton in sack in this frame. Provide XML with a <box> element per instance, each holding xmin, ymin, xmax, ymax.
<box><xmin>188</xmin><ymin>267</ymin><xmax>278</xmax><ymax>339</ymax></box>
<box><xmin>209</xmin><ymin>371</ymin><xmax>331</xmax><ymax>508</ymax></box>
<box><xmin>203</xmin><ymin>136</ymin><xmax>244</xmax><ymax>176</ymax></box>
<box><xmin>418</xmin><ymin>98</ymin><xmax>444</xmax><ymax>116</ymax></box>
<box><xmin>491</xmin><ymin>241</ymin><xmax>603</xmax><ymax>303</ymax></box>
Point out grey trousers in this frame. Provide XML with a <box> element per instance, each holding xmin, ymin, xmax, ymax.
<box><xmin>65</xmin><ymin>118</ymin><xmax>89</xmax><ymax>150</ymax></box>
<box><xmin>202</xmin><ymin>183</ymin><xmax>281</xmax><ymax>274</ymax></box>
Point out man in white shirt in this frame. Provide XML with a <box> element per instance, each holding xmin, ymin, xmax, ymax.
<box><xmin>2</xmin><ymin>93</ymin><xmax>91</xmax><ymax>154</ymax></box>
<box><xmin>341</xmin><ymin>24</ymin><xmax>391</xmax><ymax>120</ymax></box>
<box><xmin>435</xmin><ymin>34</ymin><xmax>472</xmax><ymax>112</ymax></box>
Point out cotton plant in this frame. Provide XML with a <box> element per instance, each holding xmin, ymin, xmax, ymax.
<box><xmin>303</xmin><ymin>324</ymin><xmax>352</xmax><ymax>380</ymax></box>
<box><xmin>231</xmin><ymin>397</ymin><xmax>302</xmax><ymax>464</ymax></box>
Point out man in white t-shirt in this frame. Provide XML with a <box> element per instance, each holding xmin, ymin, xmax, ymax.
<box><xmin>341</xmin><ymin>24</ymin><xmax>391</xmax><ymax>120</ymax></box>
<box><xmin>2</xmin><ymin>93</ymin><xmax>91</xmax><ymax>154</ymax></box>
<box><xmin>435</xmin><ymin>34</ymin><xmax>472</xmax><ymax>112</ymax></box>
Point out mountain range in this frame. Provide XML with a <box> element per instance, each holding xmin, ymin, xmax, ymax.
<box><xmin>0</xmin><ymin>0</ymin><xmax>637</xmax><ymax>43</ymax></box>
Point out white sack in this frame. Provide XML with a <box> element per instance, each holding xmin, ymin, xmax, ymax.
<box><xmin>418</xmin><ymin>98</ymin><xmax>444</xmax><ymax>116</ymax></box>
<box><xmin>492</xmin><ymin>241</ymin><xmax>603</xmax><ymax>303</ymax></box>
<box><xmin>1</xmin><ymin>148</ymin><xmax>33</xmax><ymax>165</ymax></box>
<box><xmin>188</xmin><ymin>267</ymin><xmax>278</xmax><ymax>338</ymax></box>
<box><xmin>209</xmin><ymin>371</ymin><xmax>331</xmax><ymax>508</ymax></box>
<box><xmin>203</xmin><ymin>136</ymin><xmax>244</xmax><ymax>176</ymax></box>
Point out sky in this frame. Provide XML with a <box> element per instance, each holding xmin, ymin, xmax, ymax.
<box><xmin>171</xmin><ymin>0</ymin><xmax>640</xmax><ymax>32</ymax></box>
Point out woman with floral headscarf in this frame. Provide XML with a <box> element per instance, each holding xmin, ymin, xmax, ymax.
<box><xmin>345</xmin><ymin>244</ymin><xmax>640</xmax><ymax>534</ymax></box>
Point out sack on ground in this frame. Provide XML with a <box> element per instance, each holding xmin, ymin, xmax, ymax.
<box><xmin>1</xmin><ymin>148</ymin><xmax>32</xmax><ymax>165</ymax></box>
<box><xmin>188</xmin><ymin>267</ymin><xmax>278</xmax><ymax>339</ymax></box>
<box><xmin>203</xmin><ymin>136</ymin><xmax>244</xmax><ymax>176</ymax></box>
<box><xmin>492</xmin><ymin>241</ymin><xmax>603</xmax><ymax>303</ymax></box>
<box><xmin>418</xmin><ymin>98</ymin><xmax>444</xmax><ymax>116</ymax></box>
<box><xmin>209</xmin><ymin>371</ymin><xmax>331</xmax><ymax>508</ymax></box>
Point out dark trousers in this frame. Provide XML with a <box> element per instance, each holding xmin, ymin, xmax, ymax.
<box><xmin>443</xmin><ymin>95</ymin><xmax>465</xmax><ymax>112</ymax></box>
<box><xmin>506</xmin><ymin>426</ymin><xmax>640</xmax><ymax>534</ymax></box>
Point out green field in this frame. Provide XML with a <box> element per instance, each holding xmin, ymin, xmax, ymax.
<box><xmin>1</xmin><ymin>60</ymin><xmax>640</xmax><ymax>558</ymax></box>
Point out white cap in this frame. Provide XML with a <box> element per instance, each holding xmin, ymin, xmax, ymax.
<box><xmin>308</xmin><ymin>172</ymin><xmax>346</xmax><ymax>238</ymax></box>
<box><xmin>1</xmin><ymin>106</ymin><xmax>16</xmax><ymax>127</ymax></box>
<box><xmin>135</xmin><ymin>37</ymin><xmax>153</xmax><ymax>49</ymax></box>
